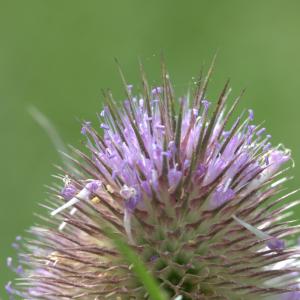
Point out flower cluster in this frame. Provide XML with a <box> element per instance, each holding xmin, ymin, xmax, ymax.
<box><xmin>7</xmin><ymin>63</ymin><xmax>300</xmax><ymax>299</ymax></box>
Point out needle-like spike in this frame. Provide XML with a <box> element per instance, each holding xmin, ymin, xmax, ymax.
<box><xmin>197</xmin><ymin>53</ymin><xmax>217</xmax><ymax>103</ymax></box>
<box><xmin>199</xmin><ymin>79</ymin><xmax>230</xmax><ymax>161</ymax></box>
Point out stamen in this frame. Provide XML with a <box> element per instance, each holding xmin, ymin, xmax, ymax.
<box><xmin>201</xmin><ymin>100</ymin><xmax>211</xmax><ymax>111</ymax></box>
<box><xmin>52</xmin><ymin>180</ymin><xmax>101</xmax><ymax>216</ymax></box>
<box><xmin>151</xmin><ymin>87</ymin><xmax>162</xmax><ymax>95</ymax></box>
<box><xmin>232</xmin><ymin>215</ymin><xmax>285</xmax><ymax>252</ymax></box>
<box><xmin>59</xmin><ymin>207</ymin><xmax>77</xmax><ymax>231</ymax></box>
<box><xmin>100</xmin><ymin>123</ymin><xmax>110</xmax><ymax>130</ymax></box>
<box><xmin>256</xmin><ymin>127</ymin><xmax>266</xmax><ymax>136</ymax></box>
<box><xmin>120</xmin><ymin>185</ymin><xmax>137</xmax><ymax>199</ymax></box>
<box><xmin>263</xmin><ymin>142</ymin><xmax>271</xmax><ymax>152</ymax></box>
<box><xmin>267</xmin><ymin>238</ymin><xmax>285</xmax><ymax>251</ymax></box>
<box><xmin>81</xmin><ymin>121</ymin><xmax>91</xmax><ymax>135</ymax></box>
<box><xmin>61</xmin><ymin>183</ymin><xmax>77</xmax><ymax>200</ymax></box>
<box><xmin>51</xmin><ymin>193</ymin><xmax>85</xmax><ymax>216</ymax></box>
<box><xmin>248</xmin><ymin>109</ymin><xmax>254</xmax><ymax>121</ymax></box>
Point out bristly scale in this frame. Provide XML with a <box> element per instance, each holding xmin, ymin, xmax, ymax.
<box><xmin>7</xmin><ymin>60</ymin><xmax>300</xmax><ymax>300</ymax></box>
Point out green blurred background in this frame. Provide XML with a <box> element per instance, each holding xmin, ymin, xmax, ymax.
<box><xmin>1</xmin><ymin>0</ymin><xmax>300</xmax><ymax>296</ymax></box>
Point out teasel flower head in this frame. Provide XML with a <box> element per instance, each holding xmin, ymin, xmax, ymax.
<box><xmin>7</xmin><ymin>60</ymin><xmax>300</xmax><ymax>300</ymax></box>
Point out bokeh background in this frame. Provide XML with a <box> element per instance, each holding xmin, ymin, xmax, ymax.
<box><xmin>1</xmin><ymin>0</ymin><xmax>300</xmax><ymax>296</ymax></box>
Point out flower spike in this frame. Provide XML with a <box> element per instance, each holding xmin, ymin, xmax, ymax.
<box><xmin>7</xmin><ymin>61</ymin><xmax>300</xmax><ymax>300</ymax></box>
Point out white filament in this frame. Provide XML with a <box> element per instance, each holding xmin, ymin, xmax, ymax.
<box><xmin>51</xmin><ymin>188</ymin><xmax>90</xmax><ymax>216</ymax></box>
<box><xmin>58</xmin><ymin>207</ymin><xmax>77</xmax><ymax>231</ymax></box>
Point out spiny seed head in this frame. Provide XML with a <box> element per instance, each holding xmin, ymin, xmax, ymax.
<box><xmin>7</xmin><ymin>61</ymin><xmax>300</xmax><ymax>300</ymax></box>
